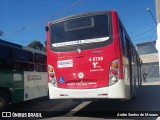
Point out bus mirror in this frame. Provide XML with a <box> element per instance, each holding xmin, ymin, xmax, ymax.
<box><xmin>45</xmin><ymin>26</ymin><xmax>49</xmax><ymax>32</ymax></box>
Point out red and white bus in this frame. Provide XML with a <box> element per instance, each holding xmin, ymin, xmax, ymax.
<box><xmin>46</xmin><ymin>10</ymin><xmax>142</xmax><ymax>100</ymax></box>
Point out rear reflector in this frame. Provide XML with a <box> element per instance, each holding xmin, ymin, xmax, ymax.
<box><xmin>60</xmin><ymin>94</ymin><xmax>68</xmax><ymax>96</ymax></box>
<box><xmin>98</xmin><ymin>93</ymin><xmax>108</xmax><ymax>96</ymax></box>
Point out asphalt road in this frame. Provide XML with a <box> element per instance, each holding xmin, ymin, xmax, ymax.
<box><xmin>2</xmin><ymin>81</ymin><xmax>160</xmax><ymax>120</ymax></box>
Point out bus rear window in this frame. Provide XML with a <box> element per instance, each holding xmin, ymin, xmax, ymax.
<box><xmin>65</xmin><ymin>17</ymin><xmax>94</xmax><ymax>31</ymax></box>
<box><xmin>50</xmin><ymin>14</ymin><xmax>112</xmax><ymax>52</ymax></box>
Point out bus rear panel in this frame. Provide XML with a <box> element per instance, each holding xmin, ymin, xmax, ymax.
<box><xmin>47</xmin><ymin>11</ymin><xmax>140</xmax><ymax>100</ymax></box>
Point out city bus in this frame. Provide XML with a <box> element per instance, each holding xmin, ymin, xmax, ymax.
<box><xmin>0</xmin><ymin>39</ymin><xmax>48</xmax><ymax>110</ymax></box>
<box><xmin>46</xmin><ymin>10</ymin><xmax>142</xmax><ymax>100</ymax></box>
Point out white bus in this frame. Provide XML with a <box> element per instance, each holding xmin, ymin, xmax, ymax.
<box><xmin>0</xmin><ymin>39</ymin><xmax>48</xmax><ymax>111</ymax></box>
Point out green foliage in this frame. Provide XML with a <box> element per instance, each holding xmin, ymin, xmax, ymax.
<box><xmin>27</xmin><ymin>40</ymin><xmax>46</xmax><ymax>51</ymax></box>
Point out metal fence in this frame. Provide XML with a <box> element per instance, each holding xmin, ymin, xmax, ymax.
<box><xmin>141</xmin><ymin>63</ymin><xmax>160</xmax><ymax>82</ymax></box>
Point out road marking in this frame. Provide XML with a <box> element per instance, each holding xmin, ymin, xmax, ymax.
<box><xmin>64</xmin><ymin>101</ymin><xmax>92</xmax><ymax>116</ymax></box>
<box><xmin>70</xmin><ymin>101</ymin><xmax>91</xmax><ymax>111</ymax></box>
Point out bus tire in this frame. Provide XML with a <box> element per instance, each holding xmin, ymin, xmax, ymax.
<box><xmin>131</xmin><ymin>77</ymin><xmax>137</xmax><ymax>100</ymax></box>
<box><xmin>0</xmin><ymin>91</ymin><xmax>10</xmax><ymax>111</ymax></box>
<box><xmin>47</xmin><ymin>90</ymin><xmax>50</xmax><ymax>99</ymax></box>
<box><xmin>132</xmin><ymin>88</ymin><xmax>136</xmax><ymax>100</ymax></box>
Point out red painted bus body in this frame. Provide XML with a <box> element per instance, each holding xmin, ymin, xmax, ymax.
<box><xmin>46</xmin><ymin>11</ymin><xmax>142</xmax><ymax>100</ymax></box>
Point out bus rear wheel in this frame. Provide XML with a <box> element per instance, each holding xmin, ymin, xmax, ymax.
<box><xmin>0</xmin><ymin>91</ymin><xmax>10</xmax><ymax>111</ymax></box>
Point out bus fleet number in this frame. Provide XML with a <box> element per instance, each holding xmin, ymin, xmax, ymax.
<box><xmin>89</xmin><ymin>57</ymin><xmax>103</xmax><ymax>62</ymax></box>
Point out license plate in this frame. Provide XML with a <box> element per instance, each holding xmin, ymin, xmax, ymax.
<box><xmin>67</xmin><ymin>81</ymin><xmax>97</xmax><ymax>88</ymax></box>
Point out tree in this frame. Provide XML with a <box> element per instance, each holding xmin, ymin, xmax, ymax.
<box><xmin>42</xmin><ymin>40</ymin><xmax>46</xmax><ymax>51</ymax></box>
<box><xmin>0</xmin><ymin>31</ymin><xmax>4</xmax><ymax>36</ymax></box>
<box><xmin>27</xmin><ymin>40</ymin><xmax>44</xmax><ymax>50</ymax></box>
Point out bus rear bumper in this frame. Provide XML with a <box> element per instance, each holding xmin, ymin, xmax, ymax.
<box><xmin>48</xmin><ymin>80</ymin><xmax>126</xmax><ymax>99</ymax></box>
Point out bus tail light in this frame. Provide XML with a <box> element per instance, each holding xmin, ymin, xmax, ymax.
<box><xmin>48</xmin><ymin>65</ymin><xmax>57</xmax><ymax>87</ymax></box>
<box><xmin>49</xmin><ymin>74</ymin><xmax>55</xmax><ymax>78</ymax></box>
<box><xmin>111</xmin><ymin>69</ymin><xmax>118</xmax><ymax>75</ymax></box>
<box><xmin>109</xmin><ymin>59</ymin><xmax>119</xmax><ymax>86</ymax></box>
<box><xmin>48</xmin><ymin>67</ymin><xmax>54</xmax><ymax>72</ymax></box>
<box><xmin>111</xmin><ymin>61</ymin><xmax>118</xmax><ymax>68</ymax></box>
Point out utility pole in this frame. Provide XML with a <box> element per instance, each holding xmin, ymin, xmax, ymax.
<box><xmin>155</xmin><ymin>0</ymin><xmax>160</xmax><ymax>75</ymax></box>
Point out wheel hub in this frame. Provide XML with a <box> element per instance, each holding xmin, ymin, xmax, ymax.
<box><xmin>0</xmin><ymin>97</ymin><xmax>5</xmax><ymax>110</ymax></box>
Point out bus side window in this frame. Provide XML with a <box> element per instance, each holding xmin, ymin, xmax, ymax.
<box><xmin>34</xmin><ymin>53</ymin><xmax>46</xmax><ymax>72</ymax></box>
<box><xmin>126</xmin><ymin>40</ymin><xmax>132</xmax><ymax>61</ymax></box>
<box><xmin>119</xmin><ymin>21</ymin><xmax>127</xmax><ymax>57</ymax></box>
<box><xmin>0</xmin><ymin>44</ymin><xmax>13</xmax><ymax>70</ymax></box>
<box><xmin>132</xmin><ymin>47</ymin><xmax>137</xmax><ymax>63</ymax></box>
<box><xmin>119</xmin><ymin>25</ymin><xmax>125</xmax><ymax>55</ymax></box>
<box><xmin>19</xmin><ymin>50</ymin><xmax>33</xmax><ymax>62</ymax></box>
<box><xmin>13</xmin><ymin>49</ymin><xmax>34</xmax><ymax>71</ymax></box>
<box><xmin>122</xmin><ymin>31</ymin><xmax>127</xmax><ymax>57</ymax></box>
<box><xmin>132</xmin><ymin>47</ymin><xmax>134</xmax><ymax>62</ymax></box>
<box><xmin>13</xmin><ymin>61</ymin><xmax>34</xmax><ymax>71</ymax></box>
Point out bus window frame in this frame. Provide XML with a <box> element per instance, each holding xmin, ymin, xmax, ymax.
<box><xmin>49</xmin><ymin>13</ymin><xmax>113</xmax><ymax>52</ymax></box>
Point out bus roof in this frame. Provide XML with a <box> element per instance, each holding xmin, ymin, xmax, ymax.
<box><xmin>0</xmin><ymin>39</ymin><xmax>22</xmax><ymax>48</ymax></box>
<box><xmin>0</xmin><ymin>39</ymin><xmax>46</xmax><ymax>55</ymax></box>
<box><xmin>49</xmin><ymin>10</ymin><xmax>115</xmax><ymax>24</ymax></box>
<box><xmin>23</xmin><ymin>46</ymin><xmax>46</xmax><ymax>55</ymax></box>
